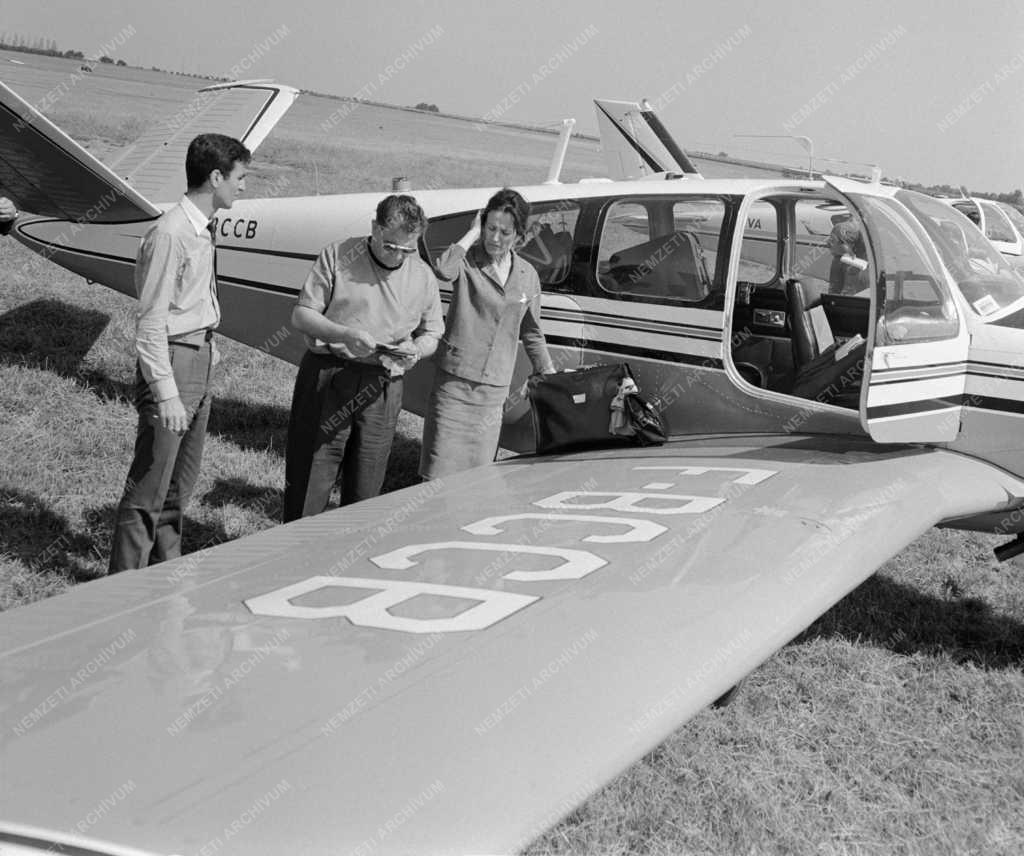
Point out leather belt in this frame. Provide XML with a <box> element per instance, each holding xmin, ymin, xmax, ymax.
<box><xmin>168</xmin><ymin>329</ymin><xmax>215</xmax><ymax>348</ymax></box>
<box><xmin>307</xmin><ymin>351</ymin><xmax>389</xmax><ymax>374</ymax></box>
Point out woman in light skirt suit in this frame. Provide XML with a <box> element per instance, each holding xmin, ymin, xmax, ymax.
<box><xmin>420</xmin><ymin>188</ymin><xmax>555</xmax><ymax>479</ymax></box>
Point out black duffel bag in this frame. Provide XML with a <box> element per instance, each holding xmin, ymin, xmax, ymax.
<box><xmin>527</xmin><ymin>363</ymin><xmax>667</xmax><ymax>454</ymax></box>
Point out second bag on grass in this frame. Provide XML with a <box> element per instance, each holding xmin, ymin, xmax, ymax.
<box><xmin>528</xmin><ymin>363</ymin><xmax>666</xmax><ymax>454</ymax></box>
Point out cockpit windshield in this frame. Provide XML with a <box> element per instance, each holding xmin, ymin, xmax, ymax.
<box><xmin>997</xmin><ymin>201</ymin><xmax>1024</xmax><ymax>236</ymax></box>
<box><xmin>979</xmin><ymin>200</ymin><xmax>1018</xmax><ymax>244</ymax></box>
<box><xmin>896</xmin><ymin>190</ymin><xmax>1024</xmax><ymax>318</ymax></box>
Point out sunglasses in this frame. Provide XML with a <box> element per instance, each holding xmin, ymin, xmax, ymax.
<box><xmin>381</xmin><ymin>240</ymin><xmax>418</xmax><ymax>254</ymax></box>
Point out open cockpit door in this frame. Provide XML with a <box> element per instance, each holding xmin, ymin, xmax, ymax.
<box><xmin>825</xmin><ymin>177</ymin><xmax>968</xmax><ymax>442</ymax></box>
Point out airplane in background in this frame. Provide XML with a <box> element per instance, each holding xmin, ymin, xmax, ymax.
<box><xmin>3</xmin><ymin>81</ymin><xmax>1024</xmax><ymax>855</ymax></box>
<box><xmin>940</xmin><ymin>194</ymin><xmax>1024</xmax><ymax>268</ymax></box>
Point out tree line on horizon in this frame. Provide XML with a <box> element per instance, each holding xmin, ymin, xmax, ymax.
<box><xmin>1</xmin><ymin>35</ymin><xmax>1020</xmax><ymax>206</ymax></box>
<box><xmin>0</xmin><ymin>34</ymin><xmax>125</xmax><ymax>66</ymax></box>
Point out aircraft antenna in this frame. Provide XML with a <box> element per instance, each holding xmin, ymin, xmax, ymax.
<box><xmin>543</xmin><ymin>118</ymin><xmax>576</xmax><ymax>184</ymax></box>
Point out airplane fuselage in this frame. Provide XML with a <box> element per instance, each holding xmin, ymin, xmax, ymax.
<box><xmin>12</xmin><ymin>177</ymin><xmax>1024</xmax><ymax>534</ymax></box>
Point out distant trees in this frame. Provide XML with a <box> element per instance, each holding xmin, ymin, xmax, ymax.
<box><xmin>905</xmin><ymin>181</ymin><xmax>1024</xmax><ymax>207</ymax></box>
<box><xmin>0</xmin><ymin>33</ymin><xmax>65</xmax><ymax>59</ymax></box>
<box><xmin>414</xmin><ymin>102</ymin><xmax>439</xmax><ymax>112</ymax></box>
<box><xmin>984</xmin><ymin>188</ymin><xmax>1024</xmax><ymax>207</ymax></box>
<box><xmin>0</xmin><ymin>34</ymin><xmax>130</xmax><ymax>69</ymax></box>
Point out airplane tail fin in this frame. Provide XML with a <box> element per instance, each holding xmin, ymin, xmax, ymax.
<box><xmin>107</xmin><ymin>80</ymin><xmax>299</xmax><ymax>203</ymax></box>
<box><xmin>0</xmin><ymin>80</ymin><xmax>160</xmax><ymax>222</ymax></box>
<box><xmin>594</xmin><ymin>98</ymin><xmax>702</xmax><ymax>181</ymax></box>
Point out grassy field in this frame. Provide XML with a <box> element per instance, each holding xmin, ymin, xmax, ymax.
<box><xmin>1</xmin><ymin>55</ymin><xmax>1023</xmax><ymax>856</ymax></box>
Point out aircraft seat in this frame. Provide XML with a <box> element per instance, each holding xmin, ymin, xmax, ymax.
<box><xmin>786</xmin><ymin>278</ymin><xmax>863</xmax><ymax>407</ymax></box>
<box><xmin>604</xmin><ymin>231</ymin><xmax>710</xmax><ymax>301</ymax></box>
<box><xmin>786</xmin><ymin>279</ymin><xmax>832</xmax><ymax>365</ymax></box>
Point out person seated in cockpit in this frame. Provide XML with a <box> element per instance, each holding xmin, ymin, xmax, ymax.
<box><xmin>826</xmin><ymin>220</ymin><xmax>869</xmax><ymax>295</ymax></box>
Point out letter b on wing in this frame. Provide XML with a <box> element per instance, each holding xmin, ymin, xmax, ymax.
<box><xmin>245</xmin><ymin>576</ymin><xmax>538</xmax><ymax>634</ymax></box>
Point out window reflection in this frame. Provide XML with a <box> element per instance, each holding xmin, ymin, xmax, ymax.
<box><xmin>856</xmin><ymin>194</ymin><xmax>959</xmax><ymax>343</ymax></box>
<box><xmin>596</xmin><ymin>197</ymin><xmax>724</xmax><ymax>303</ymax></box>
<box><xmin>898</xmin><ymin>191</ymin><xmax>1024</xmax><ymax>318</ymax></box>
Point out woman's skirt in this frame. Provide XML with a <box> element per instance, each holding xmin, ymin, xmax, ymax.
<box><xmin>419</xmin><ymin>369</ymin><xmax>509</xmax><ymax>480</ymax></box>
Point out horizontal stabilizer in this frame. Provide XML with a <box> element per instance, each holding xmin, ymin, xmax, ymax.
<box><xmin>107</xmin><ymin>80</ymin><xmax>299</xmax><ymax>203</ymax></box>
<box><xmin>595</xmin><ymin>97</ymin><xmax>702</xmax><ymax>180</ymax></box>
<box><xmin>0</xmin><ymin>81</ymin><xmax>159</xmax><ymax>222</ymax></box>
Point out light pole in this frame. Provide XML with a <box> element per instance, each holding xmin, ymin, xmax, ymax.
<box><xmin>734</xmin><ymin>134</ymin><xmax>814</xmax><ymax>178</ymax></box>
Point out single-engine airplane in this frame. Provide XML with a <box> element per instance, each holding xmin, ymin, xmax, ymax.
<box><xmin>2</xmin><ymin>82</ymin><xmax>1024</xmax><ymax>855</ymax></box>
<box><xmin>940</xmin><ymin>193</ymin><xmax>1024</xmax><ymax>268</ymax></box>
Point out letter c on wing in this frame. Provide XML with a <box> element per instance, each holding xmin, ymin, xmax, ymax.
<box><xmin>462</xmin><ymin>513</ymin><xmax>666</xmax><ymax>543</ymax></box>
<box><xmin>371</xmin><ymin>540</ymin><xmax>606</xmax><ymax>582</ymax></box>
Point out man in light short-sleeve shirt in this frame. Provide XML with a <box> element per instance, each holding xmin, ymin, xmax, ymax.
<box><xmin>283</xmin><ymin>194</ymin><xmax>442</xmax><ymax>521</ymax></box>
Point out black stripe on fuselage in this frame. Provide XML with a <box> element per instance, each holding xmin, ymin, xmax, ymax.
<box><xmin>868</xmin><ymin>362</ymin><xmax>967</xmax><ymax>385</ymax></box>
<box><xmin>871</xmin><ymin>360</ymin><xmax>1024</xmax><ymax>387</ymax></box>
<box><xmin>866</xmin><ymin>397</ymin><xmax>961</xmax><ymax>419</ymax></box>
<box><xmin>867</xmin><ymin>393</ymin><xmax>1024</xmax><ymax>419</ymax></box>
<box><xmin>224</xmin><ymin>244</ymin><xmax>318</xmax><ymax>262</ymax></box>
<box><xmin>546</xmin><ymin>335</ymin><xmax>724</xmax><ymax>368</ymax></box>
<box><xmin>962</xmin><ymin>394</ymin><xmax>1024</xmax><ymax>415</ymax></box>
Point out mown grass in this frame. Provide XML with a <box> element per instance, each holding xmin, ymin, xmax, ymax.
<box><xmin>1</xmin><ymin>76</ymin><xmax>1023</xmax><ymax>855</ymax></box>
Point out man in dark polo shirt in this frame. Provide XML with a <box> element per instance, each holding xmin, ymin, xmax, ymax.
<box><xmin>283</xmin><ymin>194</ymin><xmax>443</xmax><ymax>521</ymax></box>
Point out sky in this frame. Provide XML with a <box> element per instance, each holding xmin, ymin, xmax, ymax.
<box><xmin>2</xmin><ymin>0</ymin><xmax>1022</xmax><ymax>191</ymax></box>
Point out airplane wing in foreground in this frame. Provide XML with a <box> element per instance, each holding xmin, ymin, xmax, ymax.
<box><xmin>1</xmin><ymin>436</ymin><xmax>1021</xmax><ymax>855</ymax></box>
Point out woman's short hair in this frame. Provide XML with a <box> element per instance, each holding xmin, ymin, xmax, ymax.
<box><xmin>375</xmin><ymin>194</ymin><xmax>429</xmax><ymax>234</ymax></box>
<box><xmin>833</xmin><ymin>221</ymin><xmax>860</xmax><ymax>245</ymax></box>
<box><xmin>185</xmin><ymin>134</ymin><xmax>251</xmax><ymax>189</ymax></box>
<box><xmin>832</xmin><ymin>220</ymin><xmax>867</xmax><ymax>256</ymax></box>
<box><xmin>482</xmin><ymin>188</ymin><xmax>530</xmax><ymax>238</ymax></box>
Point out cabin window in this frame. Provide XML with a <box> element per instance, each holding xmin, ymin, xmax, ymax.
<box><xmin>423</xmin><ymin>211</ymin><xmax>475</xmax><ymax>265</ymax></box>
<box><xmin>735</xmin><ymin>201</ymin><xmax>779</xmax><ymax>285</ymax></box>
<box><xmin>519</xmin><ymin>201</ymin><xmax>580</xmax><ymax>288</ymax></box>
<box><xmin>857</xmin><ymin>195</ymin><xmax>959</xmax><ymax>343</ymax></box>
<box><xmin>790</xmin><ymin>201</ymin><xmax>851</xmax><ymax>293</ymax></box>
<box><xmin>424</xmin><ymin>203</ymin><xmax>580</xmax><ymax>290</ymax></box>
<box><xmin>595</xmin><ymin>197</ymin><xmax>724</xmax><ymax>303</ymax></box>
<box><xmin>900</xmin><ymin>191</ymin><xmax>1024</xmax><ymax>318</ymax></box>
<box><xmin>998</xmin><ymin>202</ymin><xmax>1024</xmax><ymax>236</ymax></box>
<box><xmin>979</xmin><ymin>201</ymin><xmax>1017</xmax><ymax>244</ymax></box>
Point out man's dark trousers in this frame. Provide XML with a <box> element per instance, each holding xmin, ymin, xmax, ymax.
<box><xmin>283</xmin><ymin>352</ymin><xmax>402</xmax><ymax>522</ymax></box>
<box><xmin>109</xmin><ymin>341</ymin><xmax>214</xmax><ymax>572</ymax></box>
